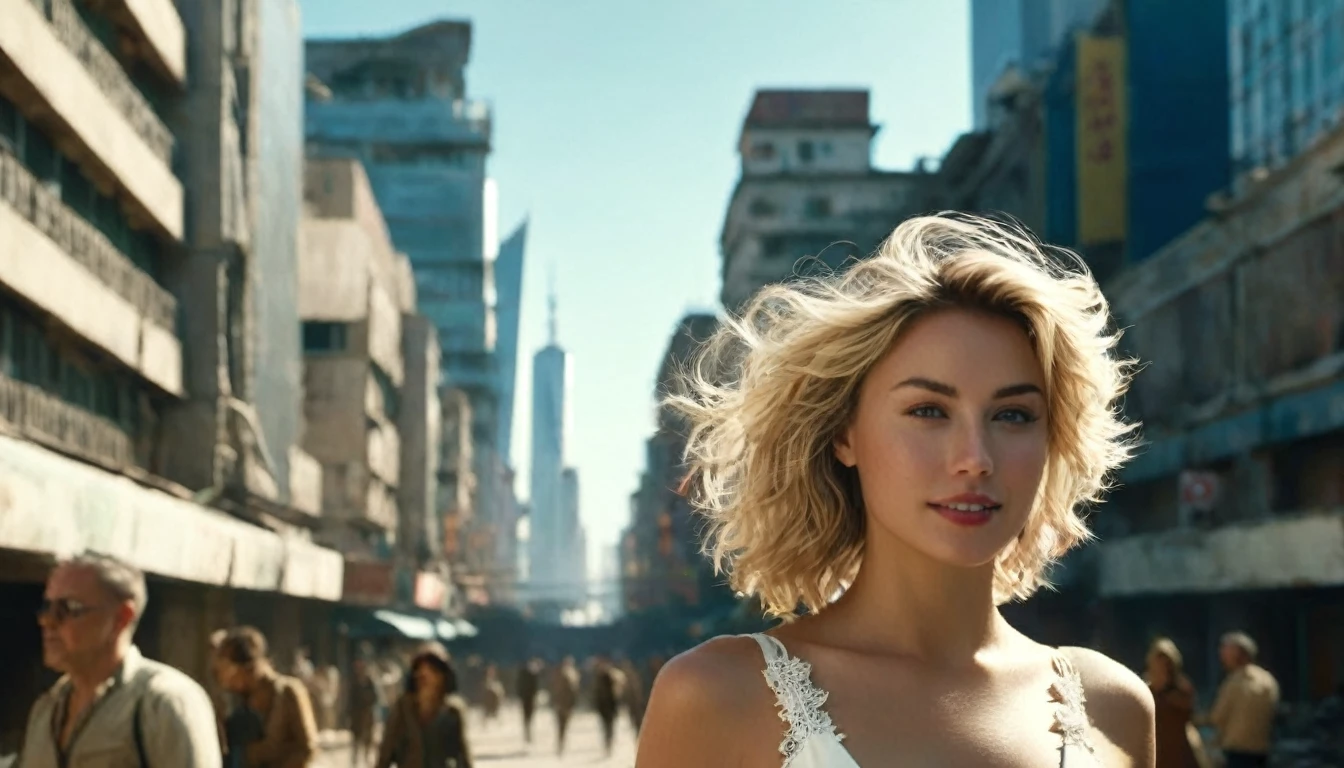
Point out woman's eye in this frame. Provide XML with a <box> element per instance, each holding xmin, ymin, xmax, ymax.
<box><xmin>908</xmin><ymin>405</ymin><xmax>946</xmax><ymax>419</ymax></box>
<box><xmin>995</xmin><ymin>407</ymin><xmax>1038</xmax><ymax>424</ymax></box>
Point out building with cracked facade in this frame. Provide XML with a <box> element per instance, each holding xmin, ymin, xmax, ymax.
<box><xmin>0</xmin><ymin>0</ymin><xmax>345</xmax><ymax>750</ymax></box>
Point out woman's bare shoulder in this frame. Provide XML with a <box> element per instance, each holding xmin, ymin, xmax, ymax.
<box><xmin>1058</xmin><ymin>646</ymin><xmax>1156</xmax><ymax>767</ymax></box>
<box><xmin>636</xmin><ymin>635</ymin><xmax>779</xmax><ymax>766</ymax></box>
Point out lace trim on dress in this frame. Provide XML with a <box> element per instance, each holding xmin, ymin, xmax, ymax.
<box><xmin>1049</xmin><ymin>654</ymin><xmax>1096</xmax><ymax>757</ymax></box>
<box><xmin>750</xmin><ymin>634</ymin><xmax>845</xmax><ymax>766</ymax></box>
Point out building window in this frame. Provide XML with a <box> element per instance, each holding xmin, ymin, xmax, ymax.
<box><xmin>804</xmin><ymin>196</ymin><xmax>832</xmax><ymax>219</ymax></box>
<box><xmin>748</xmin><ymin>197</ymin><xmax>777</xmax><ymax>218</ymax></box>
<box><xmin>750</xmin><ymin>142</ymin><xmax>776</xmax><ymax>161</ymax></box>
<box><xmin>302</xmin><ymin>321</ymin><xmax>348</xmax><ymax>353</ymax></box>
<box><xmin>797</xmin><ymin>140</ymin><xmax>815</xmax><ymax>163</ymax></box>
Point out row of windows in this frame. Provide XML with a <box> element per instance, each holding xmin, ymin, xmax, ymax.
<box><xmin>748</xmin><ymin>195</ymin><xmax>834</xmax><ymax>220</ymax></box>
<box><xmin>0</xmin><ymin>297</ymin><xmax>142</xmax><ymax>432</ymax></box>
<box><xmin>0</xmin><ymin>94</ymin><xmax>164</xmax><ymax>280</ymax></box>
<box><xmin>748</xmin><ymin>139</ymin><xmax>836</xmax><ymax>163</ymax></box>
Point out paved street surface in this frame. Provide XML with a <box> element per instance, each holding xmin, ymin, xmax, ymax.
<box><xmin>316</xmin><ymin>703</ymin><xmax>638</xmax><ymax>768</ymax></box>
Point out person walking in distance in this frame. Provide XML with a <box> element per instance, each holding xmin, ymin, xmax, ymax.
<box><xmin>1145</xmin><ymin>638</ymin><xmax>1206</xmax><ymax>768</ymax></box>
<box><xmin>591</xmin><ymin>656</ymin><xmax>625</xmax><ymax>757</ymax></box>
<box><xmin>213</xmin><ymin>626</ymin><xmax>319</xmax><ymax>767</ymax></box>
<box><xmin>347</xmin><ymin>655</ymin><xmax>384</xmax><ymax>768</ymax></box>
<box><xmin>514</xmin><ymin>659</ymin><xmax>542</xmax><ymax>743</ymax></box>
<box><xmin>1208</xmin><ymin>632</ymin><xmax>1279</xmax><ymax>768</ymax></box>
<box><xmin>16</xmin><ymin>551</ymin><xmax>222</xmax><ymax>768</ymax></box>
<box><xmin>617</xmin><ymin>658</ymin><xmax>647</xmax><ymax>738</ymax></box>
<box><xmin>479</xmin><ymin>664</ymin><xmax>505</xmax><ymax>728</ymax></box>
<box><xmin>374</xmin><ymin>642</ymin><xmax>472</xmax><ymax>768</ymax></box>
<box><xmin>549</xmin><ymin>657</ymin><xmax>580</xmax><ymax>756</ymax></box>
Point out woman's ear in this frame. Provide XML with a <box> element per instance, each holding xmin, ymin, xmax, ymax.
<box><xmin>834</xmin><ymin>425</ymin><xmax>857</xmax><ymax>468</ymax></box>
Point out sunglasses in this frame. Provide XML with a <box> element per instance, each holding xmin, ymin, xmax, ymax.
<box><xmin>37</xmin><ymin>598</ymin><xmax>111</xmax><ymax>624</ymax></box>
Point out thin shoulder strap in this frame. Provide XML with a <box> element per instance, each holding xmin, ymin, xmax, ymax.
<box><xmin>746</xmin><ymin>633</ymin><xmax>844</xmax><ymax>764</ymax></box>
<box><xmin>1049</xmin><ymin>653</ymin><xmax>1096</xmax><ymax>761</ymax></box>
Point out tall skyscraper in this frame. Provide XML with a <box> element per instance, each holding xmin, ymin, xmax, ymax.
<box><xmin>494</xmin><ymin>221</ymin><xmax>528</xmax><ymax>465</ymax></box>
<box><xmin>528</xmin><ymin>291</ymin><xmax>570</xmax><ymax>612</ymax></box>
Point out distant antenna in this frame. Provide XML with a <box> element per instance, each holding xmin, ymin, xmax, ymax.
<box><xmin>547</xmin><ymin>263</ymin><xmax>558</xmax><ymax>345</ymax></box>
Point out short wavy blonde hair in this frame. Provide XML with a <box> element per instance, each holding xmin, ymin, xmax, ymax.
<box><xmin>670</xmin><ymin>214</ymin><xmax>1136</xmax><ymax>618</ymax></box>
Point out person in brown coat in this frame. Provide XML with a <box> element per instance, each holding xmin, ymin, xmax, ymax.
<box><xmin>213</xmin><ymin>626</ymin><xmax>319</xmax><ymax>768</ymax></box>
<box><xmin>549</xmin><ymin>657</ymin><xmax>580</xmax><ymax>756</ymax></box>
<box><xmin>375</xmin><ymin>643</ymin><xmax>472</xmax><ymax>768</ymax></box>
<box><xmin>1145</xmin><ymin>637</ymin><xmax>1207</xmax><ymax>768</ymax></box>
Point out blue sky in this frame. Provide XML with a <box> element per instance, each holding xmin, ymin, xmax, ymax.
<box><xmin>302</xmin><ymin>1</ymin><xmax>972</xmax><ymax>573</ymax></box>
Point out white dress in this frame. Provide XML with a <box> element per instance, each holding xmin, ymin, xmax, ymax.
<box><xmin>747</xmin><ymin>633</ymin><xmax>1101</xmax><ymax>767</ymax></box>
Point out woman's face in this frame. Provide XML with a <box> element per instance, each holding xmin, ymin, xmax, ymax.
<box><xmin>835</xmin><ymin>308</ymin><xmax>1049</xmax><ymax>571</ymax></box>
<box><xmin>413</xmin><ymin>660</ymin><xmax>446</xmax><ymax>693</ymax></box>
<box><xmin>1147</xmin><ymin>651</ymin><xmax>1174</xmax><ymax>684</ymax></box>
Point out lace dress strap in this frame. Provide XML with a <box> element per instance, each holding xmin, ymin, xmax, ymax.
<box><xmin>1049</xmin><ymin>653</ymin><xmax>1098</xmax><ymax>764</ymax></box>
<box><xmin>747</xmin><ymin>634</ymin><xmax>845</xmax><ymax>766</ymax></box>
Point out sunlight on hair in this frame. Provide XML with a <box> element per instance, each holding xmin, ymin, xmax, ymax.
<box><xmin>667</xmin><ymin>213</ymin><xmax>1139</xmax><ymax>618</ymax></box>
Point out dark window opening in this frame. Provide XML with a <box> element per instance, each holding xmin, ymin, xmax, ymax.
<box><xmin>798</xmin><ymin>140</ymin><xmax>815</xmax><ymax>163</ymax></box>
<box><xmin>303</xmin><ymin>322</ymin><xmax>348</xmax><ymax>353</ymax></box>
<box><xmin>804</xmin><ymin>196</ymin><xmax>832</xmax><ymax>219</ymax></box>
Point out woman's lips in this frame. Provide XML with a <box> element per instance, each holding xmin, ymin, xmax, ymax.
<box><xmin>928</xmin><ymin>502</ymin><xmax>1000</xmax><ymax>527</ymax></box>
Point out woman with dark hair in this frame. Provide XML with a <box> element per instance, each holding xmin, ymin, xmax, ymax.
<box><xmin>374</xmin><ymin>643</ymin><xmax>472</xmax><ymax>768</ymax></box>
<box><xmin>1146</xmin><ymin>638</ymin><xmax>1207</xmax><ymax>768</ymax></box>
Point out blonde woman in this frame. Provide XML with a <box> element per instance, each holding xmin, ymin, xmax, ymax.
<box><xmin>637</xmin><ymin>215</ymin><xmax>1156</xmax><ymax>767</ymax></box>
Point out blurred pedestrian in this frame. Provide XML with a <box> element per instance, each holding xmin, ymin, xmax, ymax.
<box><xmin>617</xmin><ymin>657</ymin><xmax>646</xmax><ymax>737</ymax></box>
<box><xmin>1145</xmin><ymin>638</ymin><xmax>1207</xmax><ymax>768</ymax></box>
<box><xmin>591</xmin><ymin>656</ymin><xmax>625</xmax><ymax>757</ymax></box>
<box><xmin>213</xmin><ymin>626</ymin><xmax>319</xmax><ymax>767</ymax></box>
<box><xmin>549</xmin><ymin>657</ymin><xmax>580</xmax><ymax>756</ymax></box>
<box><xmin>374</xmin><ymin>642</ymin><xmax>472</xmax><ymax>768</ymax></box>
<box><xmin>348</xmin><ymin>655</ymin><xmax>383</xmax><ymax>768</ymax></box>
<box><xmin>1208</xmin><ymin>632</ymin><xmax>1280</xmax><ymax>768</ymax></box>
<box><xmin>16</xmin><ymin>552</ymin><xmax>221</xmax><ymax>768</ymax></box>
<box><xmin>315</xmin><ymin>664</ymin><xmax>341</xmax><ymax>732</ymax></box>
<box><xmin>515</xmin><ymin>659</ymin><xmax>542</xmax><ymax>743</ymax></box>
<box><xmin>479</xmin><ymin>664</ymin><xmax>504</xmax><ymax>726</ymax></box>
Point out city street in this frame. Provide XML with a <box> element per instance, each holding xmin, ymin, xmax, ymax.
<box><xmin>316</xmin><ymin>704</ymin><xmax>638</xmax><ymax>768</ymax></box>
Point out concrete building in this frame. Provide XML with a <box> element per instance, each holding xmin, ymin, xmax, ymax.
<box><xmin>1230</xmin><ymin>0</ymin><xmax>1344</xmax><ymax>183</ymax></box>
<box><xmin>300</xmin><ymin>156</ymin><xmax>457</xmax><ymax>621</ymax></box>
<box><xmin>970</xmin><ymin>0</ymin><xmax>1106</xmax><ymax>128</ymax></box>
<box><xmin>720</xmin><ymin>89</ymin><xmax>938</xmax><ymax>310</ymax></box>
<box><xmin>304</xmin><ymin>20</ymin><xmax>521</xmax><ymax>602</ymax></box>
<box><xmin>1095</xmin><ymin>123</ymin><xmax>1344</xmax><ymax>709</ymax></box>
<box><xmin>623</xmin><ymin>313</ymin><xmax>722</xmax><ymax>614</ymax></box>
<box><xmin>0</xmin><ymin>0</ymin><xmax>342</xmax><ymax>749</ymax></box>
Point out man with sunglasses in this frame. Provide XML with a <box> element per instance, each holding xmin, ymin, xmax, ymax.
<box><xmin>16</xmin><ymin>551</ymin><xmax>222</xmax><ymax>767</ymax></box>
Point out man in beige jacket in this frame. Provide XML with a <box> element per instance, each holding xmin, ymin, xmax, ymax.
<box><xmin>17</xmin><ymin>552</ymin><xmax>222</xmax><ymax>768</ymax></box>
<box><xmin>1209</xmin><ymin>631</ymin><xmax>1280</xmax><ymax>768</ymax></box>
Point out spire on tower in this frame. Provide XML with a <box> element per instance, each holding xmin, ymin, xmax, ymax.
<box><xmin>547</xmin><ymin>265</ymin><xmax>558</xmax><ymax>345</ymax></box>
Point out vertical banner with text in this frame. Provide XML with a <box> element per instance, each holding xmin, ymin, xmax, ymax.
<box><xmin>1076</xmin><ymin>34</ymin><xmax>1128</xmax><ymax>245</ymax></box>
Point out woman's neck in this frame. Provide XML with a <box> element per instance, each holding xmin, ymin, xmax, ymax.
<box><xmin>815</xmin><ymin>531</ymin><xmax>1013</xmax><ymax>666</ymax></box>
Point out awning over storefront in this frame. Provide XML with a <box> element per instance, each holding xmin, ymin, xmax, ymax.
<box><xmin>342</xmin><ymin>609</ymin><xmax>473</xmax><ymax>642</ymax></box>
<box><xmin>0</xmin><ymin>433</ymin><xmax>344</xmax><ymax>600</ymax></box>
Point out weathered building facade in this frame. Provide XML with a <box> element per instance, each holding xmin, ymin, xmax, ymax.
<box><xmin>0</xmin><ymin>0</ymin><xmax>342</xmax><ymax>751</ymax></box>
<box><xmin>1096</xmin><ymin>125</ymin><xmax>1344</xmax><ymax>705</ymax></box>
<box><xmin>300</xmin><ymin>157</ymin><xmax>454</xmax><ymax>616</ymax></box>
<box><xmin>720</xmin><ymin>89</ymin><xmax>938</xmax><ymax>310</ymax></box>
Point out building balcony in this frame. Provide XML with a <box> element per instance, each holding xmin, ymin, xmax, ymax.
<box><xmin>0</xmin><ymin>368</ymin><xmax>135</xmax><ymax>470</ymax></box>
<box><xmin>105</xmin><ymin>0</ymin><xmax>186</xmax><ymax>85</ymax></box>
<box><xmin>1098</xmin><ymin>511</ymin><xmax>1344</xmax><ymax>597</ymax></box>
<box><xmin>2</xmin><ymin>0</ymin><xmax>183</xmax><ymax>238</ymax></box>
<box><xmin>0</xmin><ymin>148</ymin><xmax>182</xmax><ymax>394</ymax></box>
<box><xmin>27</xmin><ymin>0</ymin><xmax>175</xmax><ymax>164</ymax></box>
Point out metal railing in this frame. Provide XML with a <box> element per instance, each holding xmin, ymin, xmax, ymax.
<box><xmin>28</xmin><ymin>0</ymin><xmax>175</xmax><ymax>165</ymax></box>
<box><xmin>0</xmin><ymin>148</ymin><xmax>178</xmax><ymax>332</ymax></box>
<box><xmin>0</xmin><ymin>371</ymin><xmax>135</xmax><ymax>468</ymax></box>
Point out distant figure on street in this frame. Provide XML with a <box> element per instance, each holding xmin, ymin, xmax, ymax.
<box><xmin>479</xmin><ymin>664</ymin><xmax>505</xmax><ymax>726</ymax></box>
<box><xmin>214</xmin><ymin>626</ymin><xmax>319</xmax><ymax>767</ymax></box>
<box><xmin>16</xmin><ymin>552</ymin><xmax>222</xmax><ymax>768</ymax></box>
<box><xmin>1208</xmin><ymin>632</ymin><xmax>1280</xmax><ymax>768</ymax></box>
<box><xmin>591</xmin><ymin>656</ymin><xmax>626</xmax><ymax>757</ymax></box>
<box><xmin>347</xmin><ymin>655</ymin><xmax>383</xmax><ymax>768</ymax></box>
<box><xmin>549</xmin><ymin>657</ymin><xmax>581</xmax><ymax>755</ymax></box>
<box><xmin>515</xmin><ymin>659</ymin><xmax>543</xmax><ymax>743</ymax></box>
<box><xmin>617</xmin><ymin>658</ymin><xmax>647</xmax><ymax>737</ymax></box>
<box><xmin>375</xmin><ymin>642</ymin><xmax>472</xmax><ymax>768</ymax></box>
<box><xmin>1145</xmin><ymin>638</ymin><xmax>1206</xmax><ymax>768</ymax></box>
<box><xmin>315</xmin><ymin>663</ymin><xmax>341</xmax><ymax>732</ymax></box>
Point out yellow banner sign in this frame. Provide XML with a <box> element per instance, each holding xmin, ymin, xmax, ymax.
<box><xmin>1076</xmin><ymin>34</ymin><xmax>1127</xmax><ymax>244</ymax></box>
